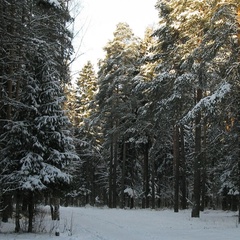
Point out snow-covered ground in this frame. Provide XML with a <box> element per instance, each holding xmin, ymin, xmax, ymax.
<box><xmin>1</xmin><ymin>206</ymin><xmax>240</xmax><ymax>240</ymax></box>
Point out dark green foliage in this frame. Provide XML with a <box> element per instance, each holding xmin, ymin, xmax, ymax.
<box><xmin>0</xmin><ymin>0</ymin><xmax>77</xmax><ymax>231</ymax></box>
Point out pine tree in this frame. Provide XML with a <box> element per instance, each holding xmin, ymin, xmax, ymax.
<box><xmin>96</xmin><ymin>22</ymin><xmax>141</xmax><ymax>208</ymax></box>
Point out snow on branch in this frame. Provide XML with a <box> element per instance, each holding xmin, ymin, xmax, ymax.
<box><xmin>48</xmin><ymin>0</ymin><xmax>61</xmax><ymax>8</ymax></box>
<box><xmin>38</xmin><ymin>0</ymin><xmax>61</xmax><ymax>9</ymax></box>
<box><xmin>124</xmin><ymin>187</ymin><xmax>135</xmax><ymax>198</ymax></box>
<box><xmin>181</xmin><ymin>82</ymin><xmax>231</xmax><ymax>123</ymax></box>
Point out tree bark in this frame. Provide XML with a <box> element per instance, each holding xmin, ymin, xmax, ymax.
<box><xmin>151</xmin><ymin>157</ymin><xmax>156</xmax><ymax>209</ymax></box>
<box><xmin>238</xmin><ymin>119</ymin><xmax>240</xmax><ymax>223</ymax></box>
<box><xmin>120</xmin><ymin>140</ymin><xmax>126</xmax><ymax>209</ymax></box>
<box><xmin>173</xmin><ymin>125</ymin><xmax>180</xmax><ymax>212</ymax></box>
<box><xmin>200</xmin><ymin>120</ymin><xmax>207</xmax><ymax>211</ymax></box>
<box><xmin>50</xmin><ymin>197</ymin><xmax>60</xmax><ymax>221</ymax></box>
<box><xmin>142</xmin><ymin>142</ymin><xmax>149</xmax><ymax>208</ymax></box>
<box><xmin>6</xmin><ymin>3</ymin><xmax>14</xmax><ymax>121</ymax></box>
<box><xmin>2</xmin><ymin>194</ymin><xmax>13</xmax><ymax>223</ymax></box>
<box><xmin>28</xmin><ymin>191</ymin><xmax>34</xmax><ymax>232</ymax></box>
<box><xmin>108</xmin><ymin>140</ymin><xmax>113</xmax><ymax>208</ymax></box>
<box><xmin>15</xmin><ymin>191</ymin><xmax>21</xmax><ymax>233</ymax></box>
<box><xmin>112</xmin><ymin>133</ymin><xmax>118</xmax><ymax>208</ymax></box>
<box><xmin>180</xmin><ymin>125</ymin><xmax>187</xmax><ymax>209</ymax></box>
<box><xmin>191</xmin><ymin>88</ymin><xmax>202</xmax><ymax>218</ymax></box>
<box><xmin>236</xmin><ymin>5</ymin><xmax>240</xmax><ymax>224</ymax></box>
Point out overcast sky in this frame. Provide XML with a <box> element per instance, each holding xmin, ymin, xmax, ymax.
<box><xmin>71</xmin><ymin>0</ymin><xmax>159</xmax><ymax>79</ymax></box>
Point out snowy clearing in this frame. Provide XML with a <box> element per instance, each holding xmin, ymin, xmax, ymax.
<box><xmin>1</xmin><ymin>206</ymin><xmax>240</xmax><ymax>240</ymax></box>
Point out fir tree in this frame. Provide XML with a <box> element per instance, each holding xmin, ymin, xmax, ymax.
<box><xmin>0</xmin><ymin>0</ymin><xmax>78</xmax><ymax>231</ymax></box>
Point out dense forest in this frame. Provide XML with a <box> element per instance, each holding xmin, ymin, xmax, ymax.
<box><xmin>0</xmin><ymin>0</ymin><xmax>240</xmax><ymax>233</ymax></box>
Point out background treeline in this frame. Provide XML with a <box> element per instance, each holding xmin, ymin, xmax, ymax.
<box><xmin>65</xmin><ymin>0</ymin><xmax>240</xmax><ymax>219</ymax></box>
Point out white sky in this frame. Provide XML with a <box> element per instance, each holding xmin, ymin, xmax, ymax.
<box><xmin>71</xmin><ymin>0</ymin><xmax>159</xmax><ymax>79</ymax></box>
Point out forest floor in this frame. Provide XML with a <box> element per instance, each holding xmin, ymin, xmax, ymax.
<box><xmin>0</xmin><ymin>205</ymin><xmax>240</xmax><ymax>240</ymax></box>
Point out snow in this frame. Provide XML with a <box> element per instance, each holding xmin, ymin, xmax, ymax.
<box><xmin>1</xmin><ymin>206</ymin><xmax>240</xmax><ymax>240</ymax></box>
<box><xmin>181</xmin><ymin>82</ymin><xmax>231</xmax><ymax>123</ymax></box>
<box><xmin>124</xmin><ymin>187</ymin><xmax>135</xmax><ymax>197</ymax></box>
<box><xmin>47</xmin><ymin>0</ymin><xmax>61</xmax><ymax>8</ymax></box>
<box><xmin>179</xmin><ymin>10</ymin><xmax>201</xmax><ymax>20</ymax></box>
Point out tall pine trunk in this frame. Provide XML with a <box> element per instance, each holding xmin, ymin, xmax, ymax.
<box><xmin>121</xmin><ymin>140</ymin><xmax>126</xmax><ymax>209</ymax></box>
<box><xmin>201</xmin><ymin>120</ymin><xmax>207</xmax><ymax>211</ymax></box>
<box><xmin>142</xmin><ymin>142</ymin><xmax>149</xmax><ymax>208</ymax></box>
<box><xmin>151</xmin><ymin>157</ymin><xmax>156</xmax><ymax>209</ymax></box>
<box><xmin>112</xmin><ymin>133</ymin><xmax>118</xmax><ymax>208</ymax></box>
<box><xmin>238</xmin><ymin>111</ymin><xmax>240</xmax><ymax>223</ymax></box>
<box><xmin>191</xmin><ymin>88</ymin><xmax>202</xmax><ymax>218</ymax></box>
<box><xmin>109</xmin><ymin>140</ymin><xmax>113</xmax><ymax>208</ymax></box>
<box><xmin>2</xmin><ymin>2</ymin><xmax>14</xmax><ymax>224</ymax></box>
<box><xmin>180</xmin><ymin>125</ymin><xmax>187</xmax><ymax>209</ymax></box>
<box><xmin>173</xmin><ymin>125</ymin><xmax>180</xmax><ymax>212</ymax></box>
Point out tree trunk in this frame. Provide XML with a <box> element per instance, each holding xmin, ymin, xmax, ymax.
<box><xmin>237</xmin><ymin>83</ymin><xmax>240</xmax><ymax>222</ymax></box>
<box><xmin>151</xmin><ymin>158</ymin><xmax>156</xmax><ymax>209</ymax></box>
<box><xmin>2</xmin><ymin>3</ymin><xmax>14</xmax><ymax>224</ymax></box>
<box><xmin>238</xmin><ymin>122</ymin><xmax>240</xmax><ymax>223</ymax></box>
<box><xmin>201</xmin><ymin>120</ymin><xmax>207</xmax><ymax>211</ymax></box>
<box><xmin>91</xmin><ymin>165</ymin><xmax>96</xmax><ymax>206</ymax></box>
<box><xmin>121</xmin><ymin>140</ymin><xmax>126</xmax><ymax>209</ymax></box>
<box><xmin>2</xmin><ymin>194</ymin><xmax>13</xmax><ymax>222</ymax></box>
<box><xmin>15</xmin><ymin>191</ymin><xmax>21</xmax><ymax>233</ymax></box>
<box><xmin>191</xmin><ymin>88</ymin><xmax>202</xmax><ymax>218</ymax></box>
<box><xmin>237</xmin><ymin>5</ymin><xmax>240</xmax><ymax>224</ymax></box>
<box><xmin>6</xmin><ymin>4</ymin><xmax>14</xmax><ymax>121</ymax></box>
<box><xmin>28</xmin><ymin>191</ymin><xmax>34</xmax><ymax>232</ymax></box>
<box><xmin>50</xmin><ymin>197</ymin><xmax>60</xmax><ymax>221</ymax></box>
<box><xmin>112</xmin><ymin>134</ymin><xmax>118</xmax><ymax>208</ymax></box>
<box><xmin>142</xmin><ymin>142</ymin><xmax>149</xmax><ymax>208</ymax></box>
<box><xmin>22</xmin><ymin>193</ymin><xmax>28</xmax><ymax>212</ymax></box>
<box><xmin>180</xmin><ymin>125</ymin><xmax>187</xmax><ymax>209</ymax></box>
<box><xmin>173</xmin><ymin>125</ymin><xmax>180</xmax><ymax>212</ymax></box>
<box><xmin>108</xmin><ymin>140</ymin><xmax>113</xmax><ymax>208</ymax></box>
